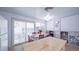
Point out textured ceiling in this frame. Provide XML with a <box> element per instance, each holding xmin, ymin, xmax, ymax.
<box><xmin>0</xmin><ymin>7</ymin><xmax>79</xmax><ymax>21</ymax></box>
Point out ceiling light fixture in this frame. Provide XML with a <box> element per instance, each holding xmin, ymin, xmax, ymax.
<box><xmin>44</xmin><ymin>13</ymin><xmax>54</xmax><ymax>21</ymax></box>
<box><xmin>44</xmin><ymin>7</ymin><xmax>54</xmax><ymax>21</ymax></box>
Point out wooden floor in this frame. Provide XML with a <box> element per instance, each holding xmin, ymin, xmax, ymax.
<box><xmin>9</xmin><ymin>43</ymin><xmax>79</xmax><ymax>51</ymax></box>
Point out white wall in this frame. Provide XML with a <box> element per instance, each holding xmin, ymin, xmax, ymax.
<box><xmin>47</xmin><ymin>19</ymin><xmax>54</xmax><ymax>31</ymax></box>
<box><xmin>47</xmin><ymin>14</ymin><xmax>79</xmax><ymax>32</ymax></box>
<box><xmin>61</xmin><ymin>15</ymin><xmax>79</xmax><ymax>31</ymax></box>
<box><xmin>47</xmin><ymin>17</ymin><xmax>60</xmax><ymax>31</ymax></box>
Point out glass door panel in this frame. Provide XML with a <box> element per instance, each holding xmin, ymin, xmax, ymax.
<box><xmin>27</xmin><ymin>23</ymin><xmax>34</xmax><ymax>36</ymax></box>
<box><xmin>0</xmin><ymin>16</ymin><xmax>8</xmax><ymax>51</ymax></box>
<box><xmin>14</xmin><ymin>21</ymin><xmax>35</xmax><ymax>45</ymax></box>
<box><xmin>0</xmin><ymin>34</ymin><xmax>8</xmax><ymax>51</ymax></box>
<box><xmin>14</xmin><ymin>21</ymin><xmax>26</xmax><ymax>44</ymax></box>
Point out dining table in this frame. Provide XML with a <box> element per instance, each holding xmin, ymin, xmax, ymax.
<box><xmin>23</xmin><ymin>37</ymin><xmax>67</xmax><ymax>51</ymax></box>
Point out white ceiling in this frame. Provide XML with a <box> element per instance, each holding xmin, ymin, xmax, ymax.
<box><xmin>0</xmin><ymin>7</ymin><xmax>79</xmax><ymax>21</ymax></box>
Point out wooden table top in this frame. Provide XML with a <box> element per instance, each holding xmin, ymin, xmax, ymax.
<box><xmin>23</xmin><ymin>37</ymin><xmax>67</xmax><ymax>51</ymax></box>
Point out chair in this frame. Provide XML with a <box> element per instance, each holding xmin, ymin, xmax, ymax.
<box><xmin>39</xmin><ymin>34</ymin><xmax>44</xmax><ymax>39</ymax></box>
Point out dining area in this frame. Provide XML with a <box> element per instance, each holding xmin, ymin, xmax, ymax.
<box><xmin>28</xmin><ymin>30</ymin><xmax>54</xmax><ymax>42</ymax></box>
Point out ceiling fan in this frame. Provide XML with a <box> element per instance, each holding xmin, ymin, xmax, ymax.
<box><xmin>44</xmin><ymin>7</ymin><xmax>54</xmax><ymax>12</ymax></box>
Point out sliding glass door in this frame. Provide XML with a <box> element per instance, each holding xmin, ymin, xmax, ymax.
<box><xmin>27</xmin><ymin>23</ymin><xmax>34</xmax><ymax>36</ymax></box>
<box><xmin>14</xmin><ymin>20</ymin><xmax>34</xmax><ymax>45</ymax></box>
<box><xmin>14</xmin><ymin>21</ymin><xmax>26</xmax><ymax>44</ymax></box>
<box><xmin>0</xmin><ymin>16</ymin><xmax>8</xmax><ymax>51</ymax></box>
